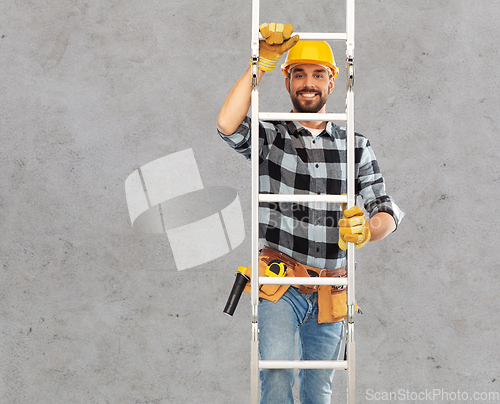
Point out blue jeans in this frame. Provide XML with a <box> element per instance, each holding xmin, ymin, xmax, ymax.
<box><xmin>259</xmin><ymin>287</ymin><xmax>344</xmax><ymax>404</ymax></box>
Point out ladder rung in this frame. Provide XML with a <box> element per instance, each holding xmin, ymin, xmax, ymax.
<box><xmin>294</xmin><ymin>32</ymin><xmax>347</xmax><ymax>41</ymax></box>
<box><xmin>259</xmin><ymin>277</ymin><xmax>347</xmax><ymax>286</ymax></box>
<box><xmin>259</xmin><ymin>112</ymin><xmax>346</xmax><ymax>122</ymax></box>
<box><xmin>259</xmin><ymin>32</ymin><xmax>347</xmax><ymax>41</ymax></box>
<box><xmin>259</xmin><ymin>194</ymin><xmax>347</xmax><ymax>204</ymax></box>
<box><xmin>259</xmin><ymin>360</ymin><xmax>348</xmax><ymax>370</ymax></box>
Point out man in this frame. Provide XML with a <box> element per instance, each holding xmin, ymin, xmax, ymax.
<box><xmin>217</xmin><ymin>23</ymin><xmax>404</xmax><ymax>404</ymax></box>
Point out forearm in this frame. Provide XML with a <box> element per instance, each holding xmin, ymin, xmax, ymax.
<box><xmin>217</xmin><ymin>67</ymin><xmax>265</xmax><ymax>136</ymax></box>
<box><xmin>368</xmin><ymin>212</ymin><xmax>396</xmax><ymax>242</ymax></box>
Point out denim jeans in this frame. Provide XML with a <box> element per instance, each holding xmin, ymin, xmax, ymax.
<box><xmin>258</xmin><ymin>287</ymin><xmax>344</xmax><ymax>404</ymax></box>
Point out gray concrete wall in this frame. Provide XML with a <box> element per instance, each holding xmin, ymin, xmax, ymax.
<box><xmin>1</xmin><ymin>1</ymin><xmax>499</xmax><ymax>403</ymax></box>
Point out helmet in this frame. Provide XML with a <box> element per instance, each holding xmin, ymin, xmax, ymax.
<box><xmin>281</xmin><ymin>40</ymin><xmax>339</xmax><ymax>79</ymax></box>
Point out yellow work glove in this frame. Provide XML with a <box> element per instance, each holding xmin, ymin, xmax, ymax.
<box><xmin>255</xmin><ymin>23</ymin><xmax>299</xmax><ymax>71</ymax></box>
<box><xmin>338</xmin><ymin>206</ymin><xmax>371</xmax><ymax>251</ymax></box>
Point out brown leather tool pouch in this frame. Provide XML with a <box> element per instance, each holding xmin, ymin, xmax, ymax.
<box><xmin>317</xmin><ymin>266</ymin><xmax>348</xmax><ymax>323</ymax></box>
<box><xmin>242</xmin><ymin>250</ymin><xmax>291</xmax><ymax>303</ymax></box>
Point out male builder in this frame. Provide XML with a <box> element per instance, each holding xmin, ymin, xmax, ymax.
<box><xmin>217</xmin><ymin>23</ymin><xmax>404</xmax><ymax>404</ymax></box>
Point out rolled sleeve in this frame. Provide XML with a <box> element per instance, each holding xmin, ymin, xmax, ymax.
<box><xmin>218</xmin><ymin>116</ymin><xmax>279</xmax><ymax>162</ymax></box>
<box><xmin>356</xmin><ymin>137</ymin><xmax>405</xmax><ymax>229</ymax></box>
<box><xmin>366</xmin><ymin>196</ymin><xmax>405</xmax><ymax>229</ymax></box>
<box><xmin>218</xmin><ymin>116</ymin><xmax>252</xmax><ymax>160</ymax></box>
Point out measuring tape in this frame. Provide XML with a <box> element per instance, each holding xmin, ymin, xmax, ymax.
<box><xmin>265</xmin><ymin>260</ymin><xmax>287</xmax><ymax>277</ymax></box>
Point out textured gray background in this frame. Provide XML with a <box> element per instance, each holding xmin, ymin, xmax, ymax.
<box><xmin>1</xmin><ymin>0</ymin><xmax>499</xmax><ymax>403</ymax></box>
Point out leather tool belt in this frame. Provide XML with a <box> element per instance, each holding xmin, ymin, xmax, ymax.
<box><xmin>259</xmin><ymin>246</ymin><xmax>346</xmax><ymax>295</ymax></box>
<box><xmin>241</xmin><ymin>246</ymin><xmax>349</xmax><ymax>323</ymax></box>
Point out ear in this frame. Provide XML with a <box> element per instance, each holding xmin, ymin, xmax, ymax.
<box><xmin>328</xmin><ymin>77</ymin><xmax>335</xmax><ymax>94</ymax></box>
<box><xmin>285</xmin><ymin>76</ymin><xmax>291</xmax><ymax>94</ymax></box>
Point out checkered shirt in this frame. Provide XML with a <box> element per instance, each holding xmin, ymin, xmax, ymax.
<box><xmin>218</xmin><ymin>116</ymin><xmax>405</xmax><ymax>270</ymax></box>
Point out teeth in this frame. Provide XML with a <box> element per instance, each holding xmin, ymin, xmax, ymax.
<box><xmin>301</xmin><ymin>93</ymin><xmax>317</xmax><ymax>98</ymax></box>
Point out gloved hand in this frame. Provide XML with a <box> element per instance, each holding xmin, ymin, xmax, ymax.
<box><xmin>255</xmin><ymin>23</ymin><xmax>299</xmax><ymax>71</ymax></box>
<box><xmin>338</xmin><ymin>206</ymin><xmax>371</xmax><ymax>251</ymax></box>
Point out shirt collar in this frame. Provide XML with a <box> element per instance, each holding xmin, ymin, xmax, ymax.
<box><xmin>286</xmin><ymin>120</ymin><xmax>339</xmax><ymax>139</ymax></box>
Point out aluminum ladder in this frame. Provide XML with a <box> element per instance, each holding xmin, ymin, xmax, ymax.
<box><xmin>249</xmin><ymin>0</ymin><xmax>357</xmax><ymax>403</ymax></box>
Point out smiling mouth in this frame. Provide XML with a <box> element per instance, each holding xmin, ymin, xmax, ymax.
<box><xmin>298</xmin><ymin>91</ymin><xmax>320</xmax><ymax>99</ymax></box>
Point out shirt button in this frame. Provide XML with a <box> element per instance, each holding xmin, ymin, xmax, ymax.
<box><xmin>315</xmin><ymin>164</ymin><xmax>319</xmax><ymax>168</ymax></box>
<box><xmin>312</xmin><ymin>140</ymin><xmax>316</xmax><ymax>144</ymax></box>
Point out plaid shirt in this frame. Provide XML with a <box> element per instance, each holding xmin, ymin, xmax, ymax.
<box><xmin>219</xmin><ymin>116</ymin><xmax>404</xmax><ymax>270</ymax></box>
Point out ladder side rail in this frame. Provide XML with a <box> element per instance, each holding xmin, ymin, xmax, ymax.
<box><xmin>250</xmin><ymin>2</ymin><xmax>260</xmax><ymax>404</ymax></box>
<box><xmin>250</xmin><ymin>0</ymin><xmax>260</xmax><ymax>310</ymax></box>
<box><xmin>346</xmin><ymin>1</ymin><xmax>356</xmax><ymax>404</ymax></box>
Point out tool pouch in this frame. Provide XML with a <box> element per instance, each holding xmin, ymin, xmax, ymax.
<box><xmin>242</xmin><ymin>258</ymin><xmax>290</xmax><ymax>303</ymax></box>
<box><xmin>317</xmin><ymin>267</ymin><xmax>348</xmax><ymax>323</ymax></box>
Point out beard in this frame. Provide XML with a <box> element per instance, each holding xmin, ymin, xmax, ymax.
<box><xmin>290</xmin><ymin>89</ymin><xmax>328</xmax><ymax>113</ymax></box>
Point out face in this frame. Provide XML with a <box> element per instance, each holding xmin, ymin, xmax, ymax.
<box><xmin>285</xmin><ymin>64</ymin><xmax>335</xmax><ymax>113</ymax></box>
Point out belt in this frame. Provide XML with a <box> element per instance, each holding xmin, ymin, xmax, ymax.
<box><xmin>259</xmin><ymin>247</ymin><xmax>346</xmax><ymax>294</ymax></box>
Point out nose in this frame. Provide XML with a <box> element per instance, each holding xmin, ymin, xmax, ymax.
<box><xmin>304</xmin><ymin>75</ymin><xmax>316</xmax><ymax>89</ymax></box>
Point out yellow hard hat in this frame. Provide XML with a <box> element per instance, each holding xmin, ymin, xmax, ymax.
<box><xmin>281</xmin><ymin>40</ymin><xmax>339</xmax><ymax>79</ymax></box>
